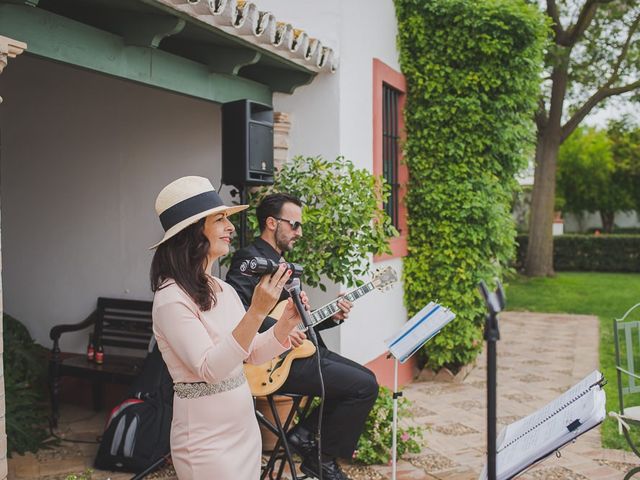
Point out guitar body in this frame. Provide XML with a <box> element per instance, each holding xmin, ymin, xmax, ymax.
<box><xmin>244</xmin><ymin>266</ymin><xmax>398</xmax><ymax>397</ymax></box>
<box><xmin>245</xmin><ymin>339</ymin><xmax>316</xmax><ymax>396</ymax></box>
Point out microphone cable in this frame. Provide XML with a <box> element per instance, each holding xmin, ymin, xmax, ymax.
<box><xmin>286</xmin><ymin>279</ymin><xmax>324</xmax><ymax>480</ymax></box>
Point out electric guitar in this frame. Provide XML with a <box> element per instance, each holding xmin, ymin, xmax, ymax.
<box><xmin>244</xmin><ymin>266</ymin><xmax>398</xmax><ymax>396</ymax></box>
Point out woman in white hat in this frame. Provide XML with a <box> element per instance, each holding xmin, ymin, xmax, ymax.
<box><xmin>150</xmin><ymin>176</ymin><xmax>303</xmax><ymax>479</ymax></box>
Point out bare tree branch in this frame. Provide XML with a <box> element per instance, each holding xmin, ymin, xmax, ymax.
<box><xmin>546</xmin><ymin>0</ymin><xmax>565</xmax><ymax>42</ymax></box>
<box><xmin>607</xmin><ymin>12</ymin><xmax>640</xmax><ymax>85</ymax></box>
<box><xmin>564</xmin><ymin>0</ymin><xmax>601</xmax><ymax>47</ymax></box>
<box><xmin>561</xmin><ymin>78</ymin><xmax>640</xmax><ymax>142</ymax></box>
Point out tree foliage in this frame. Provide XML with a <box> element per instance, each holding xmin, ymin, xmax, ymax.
<box><xmin>609</xmin><ymin>117</ymin><xmax>640</xmax><ymax>210</ymax></box>
<box><xmin>557</xmin><ymin>126</ymin><xmax>634</xmax><ymax>231</ymax></box>
<box><xmin>394</xmin><ymin>0</ymin><xmax>546</xmax><ymax>370</ymax></box>
<box><xmin>240</xmin><ymin>156</ymin><xmax>397</xmax><ymax>290</ymax></box>
<box><xmin>525</xmin><ymin>0</ymin><xmax>640</xmax><ymax>276</ymax></box>
<box><xmin>557</xmin><ymin>120</ymin><xmax>640</xmax><ymax>232</ymax></box>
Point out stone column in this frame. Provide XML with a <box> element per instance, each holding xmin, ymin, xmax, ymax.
<box><xmin>0</xmin><ymin>34</ymin><xmax>27</xmax><ymax>480</ymax></box>
<box><xmin>273</xmin><ymin>112</ymin><xmax>291</xmax><ymax>170</ymax></box>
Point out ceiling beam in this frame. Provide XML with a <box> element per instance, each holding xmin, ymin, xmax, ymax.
<box><xmin>115</xmin><ymin>13</ymin><xmax>186</xmax><ymax>49</ymax></box>
<box><xmin>240</xmin><ymin>64</ymin><xmax>314</xmax><ymax>94</ymax></box>
<box><xmin>0</xmin><ymin>3</ymin><xmax>272</xmax><ymax>105</ymax></box>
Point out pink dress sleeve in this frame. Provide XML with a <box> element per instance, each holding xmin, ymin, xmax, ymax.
<box><xmin>226</xmin><ymin>282</ymin><xmax>292</xmax><ymax>365</ymax></box>
<box><xmin>245</xmin><ymin>326</ymin><xmax>291</xmax><ymax>365</ymax></box>
<box><xmin>154</xmin><ymin>298</ymin><xmax>251</xmax><ymax>383</ymax></box>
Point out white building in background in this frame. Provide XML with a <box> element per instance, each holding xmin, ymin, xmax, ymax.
<box><xmin>0</xmin><ymin>0</ymin><xmax>414</xmax><ymax>394</ymax></box>
<box><xmin>260</xmin><ymin>0</ymin><xmax>412</xmax><ymax>384</ymax></box>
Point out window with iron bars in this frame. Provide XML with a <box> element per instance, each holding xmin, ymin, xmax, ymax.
<box><xmin>382</xmin><ymin>83</ymin><xmax>401</xmax><ymax>230</ymax></box>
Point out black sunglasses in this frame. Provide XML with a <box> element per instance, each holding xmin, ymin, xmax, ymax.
<box><xmin>273</xmin><ymin>217</ymin><xmax>303</xmax><ymax>230</ymax></box>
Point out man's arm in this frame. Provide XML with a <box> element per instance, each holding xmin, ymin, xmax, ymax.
<box><xmin>314</xmin><ymin>295</ymin><xmax>351</xmax><ymax>331</ymax></box>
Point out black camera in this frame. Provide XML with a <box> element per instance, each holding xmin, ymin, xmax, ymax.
<box><xmin>239</xmin><ymin>257</ymin><xmax>303</xmax><ymax>279</ymax></box>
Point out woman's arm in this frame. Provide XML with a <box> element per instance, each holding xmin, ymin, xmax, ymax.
<box><xmin>153</xmin><ymin>266</ymin><xmax>294</xmax><ymax>383</ymax></box>
<box><xmin>154</xmin><ymin>300</ymin><xmax>251</xmax><ymax>383</ymax></box>
<box><xmin>232</xmin><ymin>264</ymin><xmax>292</xmax><ymax>350</ymax></box>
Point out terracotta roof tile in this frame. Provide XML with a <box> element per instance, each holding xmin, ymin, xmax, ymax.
<box><xmin>159</xmin><ymin>0</ymin><xmax>338</xmax><ymax>73</ymax></box>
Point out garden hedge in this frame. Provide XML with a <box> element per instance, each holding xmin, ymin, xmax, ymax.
<box><xmin>516</xmin><ymin>235</ymin><xmax>640</xmax><ymax>272</ymax></box>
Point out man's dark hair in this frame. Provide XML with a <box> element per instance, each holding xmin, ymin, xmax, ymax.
<box><xmin>256</xmin><ymin>193</ymin><xmax>302</xmax><ymax>231</ymax></box>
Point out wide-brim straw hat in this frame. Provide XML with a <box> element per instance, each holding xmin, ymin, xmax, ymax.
<box><xmin>150</xmin><ymin>176</ymin><xmax>248</xmax><ymax>249</ymax></box>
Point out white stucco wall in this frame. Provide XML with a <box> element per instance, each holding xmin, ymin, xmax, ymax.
<box><xmin>258</xmin><ymin>0</ymin><xmax>408</xmax><ymax>365</ymax></box>
<box><xmin>564</xmin><ymin>211</ymin><xmax>640</xmax><ymax>233</ymax></box>
<box><xmin>0</xmin><ymin>2</ymin><xmax>409</xmax><ymax>366</ymax></box>
<box><xmin>0</xmin><ymin>55</ymin><xmax>228</xmax><ymax>353</ymax></box>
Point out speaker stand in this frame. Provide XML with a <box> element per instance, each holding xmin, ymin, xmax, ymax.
<box><xmin>238</xmin><ymin>185</ymin><xmax>248</xmax><ymax>249</ymax></box>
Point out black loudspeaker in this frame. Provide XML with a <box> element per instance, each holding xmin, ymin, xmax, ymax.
<box><xmin>222</xmin><ymin>99</ymin><xmax>274</xmax><ymax>187</ymax></box>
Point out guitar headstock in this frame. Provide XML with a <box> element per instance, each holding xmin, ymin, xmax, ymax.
<box><xmin>371</xmin><ymin>266</ymin><xmax>398</xmax><ymax>291</ymax></box>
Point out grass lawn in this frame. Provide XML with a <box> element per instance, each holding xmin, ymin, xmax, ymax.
<box><xmin>506</xmin><ymin>272</ymin><xmax>640</xmax><ymax>451</ymax></box>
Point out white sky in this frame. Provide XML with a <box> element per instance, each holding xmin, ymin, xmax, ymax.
<box><xmin>582</xmin><ymin>94</ymin><xmax>640</xmax><ymax>128</ymax></box>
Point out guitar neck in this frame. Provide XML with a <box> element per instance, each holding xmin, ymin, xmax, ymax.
<box><xmin>297</xmin><ymin>281</ymin><xmax>376</xmax><ymax>331</ymax></box>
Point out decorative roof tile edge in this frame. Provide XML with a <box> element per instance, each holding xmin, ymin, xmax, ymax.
<box><xmin>157</xmin><ymin>0</ymin><xmax>338</xmax><ymax>73</ymax></box>
<box><xmin>0</xmin><ymin>35</ymin><xmax>27</xmax><ymax>75</ymax></box>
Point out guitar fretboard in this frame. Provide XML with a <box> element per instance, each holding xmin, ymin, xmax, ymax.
<box><xmin>297</xmin><ymin>282</ymin><xmax>375</xmax><ymax>331</ymax></box>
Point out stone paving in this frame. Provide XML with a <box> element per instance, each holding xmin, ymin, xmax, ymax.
<box><xmin>8</xmin><ymin>312</ymin><xmax>640</xmax><ymax>479</ymax></box>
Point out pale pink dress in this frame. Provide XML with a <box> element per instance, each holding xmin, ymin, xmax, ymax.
<box><xmin>152</xmin><ymin>278</ymin><xmax>290</xmax><ymax>480</ymax></box>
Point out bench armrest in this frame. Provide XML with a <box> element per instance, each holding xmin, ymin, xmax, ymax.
<box><xmin>49</xmin><ymin>311</ymin><xmax>97</xmax><ymax>343</ymax></box>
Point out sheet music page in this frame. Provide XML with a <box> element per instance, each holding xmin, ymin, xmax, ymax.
<box><xmin>386</xmin><ymin>303</ymin><xmax>455</xmax><ymax>362</ymax></box>
<box><xmin>482</xmin><ymin>370</ymin><xmax>605</xmax><ymax>480</ymax></box>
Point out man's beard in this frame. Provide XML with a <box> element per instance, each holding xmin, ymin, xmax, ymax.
<box><xmin>275</xmin><ymin>227</ymin><xmax>296</xmax><ymax>253</ymax></box>
<box><xmin>276</xmin><ymin>235</ymin><xmax>295</xmax><ymax>252</ymax></box>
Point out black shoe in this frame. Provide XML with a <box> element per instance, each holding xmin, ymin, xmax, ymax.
<box><xmin>300</xmin><ymin>456</ymin><xmax>349</xmax><ymax>480</ymax></box>
<box><xmin>286</xmin><ymin>426</ymin><xmax>317</xmax><ymax>458</ymax></box>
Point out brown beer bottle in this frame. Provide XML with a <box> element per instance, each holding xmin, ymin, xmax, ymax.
<box><xmin>95</xmin><ymin>342</ymin><xmax>104</xmax><ymax>365</ymax></box>
<box><xmin>86</xmin><ymin>334</ymin><xmax>95</xmax><ymax>362</ymax></box>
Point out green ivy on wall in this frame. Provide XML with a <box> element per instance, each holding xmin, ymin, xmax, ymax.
<box><xmin>394</xmin><ymin>0</ymin><xmax>547</xmax><ymax>370</ymax></box>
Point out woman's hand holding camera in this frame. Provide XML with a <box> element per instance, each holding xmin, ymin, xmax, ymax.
<box><xmin>248</xmin><ymin>264</ymin><xmax>291</xmax><ymax>317</ymax></box>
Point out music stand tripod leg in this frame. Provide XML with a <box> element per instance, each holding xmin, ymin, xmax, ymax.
<box><xmin>479</xmin><ymin>280</ymin><xmax>505</xmax><ymax>480</ymax></box>
<box><xmin>392</xmin><ymin>357</ymin><xmax>399</xmax><ymax>480</ymax></box>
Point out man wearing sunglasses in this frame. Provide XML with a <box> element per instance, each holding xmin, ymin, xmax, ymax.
<box><xmin>226</xmin><ymin>193</ymin><xmax>378</xmax><ymax>480</ymax></box>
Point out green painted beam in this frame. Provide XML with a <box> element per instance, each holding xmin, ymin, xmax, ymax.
<box><xmin>118</xmin><ymin>13</ymin><xmax>186</xmax><ymax>48</ymax></box>
<box><xmin>0</xmin><ymin>3</ymin><xmax>272</xmax><ymax>105</ymax></box>
<box><xmin>195</xmin><ymin>46</ymin><xmax>262</xmax><ymax>76</ymax></box>
<box><xmin>4</xmin><ymin>0</ymin><xmax>38</xmax><ymax>6</ymax></box>
<box><xmin>241</xmin><ymin>65</ymin><xmax>315</xmax><ymax>94</ymax></box>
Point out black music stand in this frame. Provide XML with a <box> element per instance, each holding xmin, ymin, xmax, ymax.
<box><xmin>479</xmin><ymin>280</ymin><xmax>505</xmax><ymax>480</ymax></box>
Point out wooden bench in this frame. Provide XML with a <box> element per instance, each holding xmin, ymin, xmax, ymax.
<box><xmin>49</xmin><ymin>297</ymin><xmax>153</xmax><ymax>427</ymax></box>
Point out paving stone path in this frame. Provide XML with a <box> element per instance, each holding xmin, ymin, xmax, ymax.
<box><xmin>8</xmin><ymin>312</ymin><xmax>639</xmax><ymax>479</ymax></box>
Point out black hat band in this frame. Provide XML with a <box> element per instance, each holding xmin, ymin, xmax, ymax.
<box><xmin>159</xmin><ymin>190</ymin><xmax>225</xmax><ymax>231</ymax></box>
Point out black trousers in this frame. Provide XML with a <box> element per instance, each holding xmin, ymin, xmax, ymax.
<box><xmin>279</xmin><ymin>346</ymin><xmax>379</xmax><ymax>459</ymax></box>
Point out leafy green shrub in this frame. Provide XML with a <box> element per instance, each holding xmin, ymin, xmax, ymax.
<box><xmin>65</xmin><ymin>470</ymin><xmax>93</xmax><ymax>480</ymax></box>
<box><xmin>4</xmin><ymin>313</ymin><xmax>53</xmax><ymax>456</ymax></box>
<box><xmin>394</xmin><ymin>0</ymin><xmax>547</xmax><ymax>370</ymax></box>
<box><xmin>353</xmin><ymin>386</ymin><xmax>422</xmax><ymax>465</ymax></box>
<box><xmin>515</xmin><ymin>234</ymin><xmax>640</xmax><ymax>272</ymax></box>
<box><xmin>234</xmin><ymin>155</ymin><xmax>397</xmax><ymax>289</ymax></box>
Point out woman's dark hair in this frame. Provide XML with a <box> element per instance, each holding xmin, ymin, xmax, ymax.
<box><xmin>256</xmin><ymin>193</ymin><xmax>302</xmax><ymax>231</ymax></box>
<box><xmin>150</xmin><ymin>218</ymin><xmax>217</xmax><ymax>311</ymax></box>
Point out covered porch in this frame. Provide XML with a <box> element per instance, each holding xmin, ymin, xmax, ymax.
<box><xmin>0</xmin><ymin>0</ymin><xmax>330</xmax><ymax>474</ymax></box>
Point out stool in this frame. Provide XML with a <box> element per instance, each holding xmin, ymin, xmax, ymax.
<box><xmin>256</xmin><ymin>393</ymin><xmax>313</xmax><ymax>480</ymax></box>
